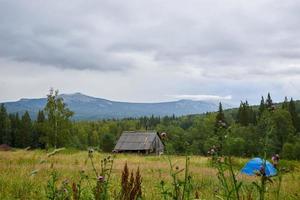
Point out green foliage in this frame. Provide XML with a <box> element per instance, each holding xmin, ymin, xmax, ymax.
<box><xmin>0</xmin><ymin>104</ymin><xmax>11</xmax><ymax>145</ymax></box>
<box><xmin>282</xmin><ymin>143</ymin><xmax>294</xmax><ymax>160</ymax></box>
<box><xmin>1</xmin><ymin>92</ymin><xmax>300</xmax><ymax>160</ymax></box>
<box><xmin>281</xmin><ymin>97</ymin><xmax>289</xmax><ymax>110</ymax></box>
<box><xmin>16</xmin><ymin>111</ymin><xmax>32</xmax><ymax>148</ymax></box>
<box><xmin>214</xmin><ymin>157</ymin><xmax>243</xmax><ymax>200</ymax></box>
<box><xmin>225</xmin><ymin>137</ymin><xmax>245</xmax><ymax>157</ymax></box>
<box><xmin>237</xmin><ymin>101</ymin><xmax>256</xmax><ymax>126</ymax></box>
<box><xmin>32</xmin><ymin>110</ymin><xmax>46</xmax><ymax>148</ymax></box>
<box><xmin>159</xmin><ymin>155</ymin><xmax>193</xmax><ymax>200</ymax></box>
<box><xmin>289</xmin><ymin>98</ymin><xmax>300</xmax><ymax>132</ymax></box>
<box><xmin>259</xmin><ymin>96</ymin><xmax>266</xmax><ymax>117</ymax></box>
<box><xmin>99</xmin><ymin>133</ymin><xmax>115</xmax><ymax>152</ymax></box>
<box><xmin>266</xmin><ymin>93</ymin><xmax>273</xmax><ymax>110</ymax></box>
<box><xmin>44</xmin><ymin>89</ymin><xmax>74</xmax><ymax>148</ymax></box>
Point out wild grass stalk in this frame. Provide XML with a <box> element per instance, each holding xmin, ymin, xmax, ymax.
<box><xmin>214</xmin><ymin>156</ymin><xmax>242</xmax><ymax>200</ymax></box>
<box><xmin>159</xmin><ymin>152</ymin><xmax>193</xmax><ymax>200</ymax></box>
<box><xmin>120</xmin><ymin>162</ymin><xmax>142</xmax><ymax>200</ymax></box>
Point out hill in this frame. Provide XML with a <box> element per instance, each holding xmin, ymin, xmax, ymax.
<box><xmin>3</xmin><ymin>93</ymin><xmax>230</xmax><ymax>120</ymax></box>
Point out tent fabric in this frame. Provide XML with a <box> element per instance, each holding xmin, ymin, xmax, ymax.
<box><xmin>241</xmin><ymin>157</ymin><xmax>277</xmax><ymax>177</ymax></box>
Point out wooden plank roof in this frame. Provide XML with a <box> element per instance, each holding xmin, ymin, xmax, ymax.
<box><xmin>114</xmin><ymin>131</ymin><xmax>158</xmax><ymax>151</ymax></box>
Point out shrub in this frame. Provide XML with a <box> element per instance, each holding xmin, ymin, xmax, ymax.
<box><xmin>282</xmin><ymin>143</ymin><xmax>294</xmax><ymax>159</ymax></box>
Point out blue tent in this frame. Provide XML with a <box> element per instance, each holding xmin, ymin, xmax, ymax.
<box><xmin>241</xmin><ymin>157</ymin><xmax>277</xmax><ymax>177</ymax></box>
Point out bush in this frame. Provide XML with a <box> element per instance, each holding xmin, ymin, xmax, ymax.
<box><xmin>282</xmin><ymin>143</ymin><xmax>294</xmax><ymax>160</ymax></box>
<box><xmin>99</xmin><ymin>133</ymin><xmax>115</xmax><ymax>152</ymax></box>
<box><xmin>293</xmin><ymin>141</ymin><xmax>300</xmax><ymax>160</ymax></box>
<box><xmin>225</xmin><ymin>137</ymin><xmax>245</xmax><ymax>157</ymax></box>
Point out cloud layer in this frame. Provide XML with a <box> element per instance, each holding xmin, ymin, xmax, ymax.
<box><xmin>1</xmin><ymin>0</ymin><xmax>300</xmax><ymax>104</ymax></box>
<box><xmin>169</xmin><ymin>95</ymin><xmax>232</xmax><ymax>101</ymax></box>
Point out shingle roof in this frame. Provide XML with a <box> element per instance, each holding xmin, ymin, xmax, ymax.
<box><xmin>114</xmin><ymin>131</ymin><xmax>158</xmax><ymax>150</ymax></box>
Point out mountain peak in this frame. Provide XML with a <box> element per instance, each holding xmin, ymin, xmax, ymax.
<box><xmin>62</xmin><ymin>92</ymin><xmax>86</xmax><ymax>97</ymax></box>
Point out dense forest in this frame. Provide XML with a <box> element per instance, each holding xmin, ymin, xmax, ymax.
<box><xmin>1</xmin><ymin>90</ymin><xmax>300</xmax><ymax>160</ymax></box>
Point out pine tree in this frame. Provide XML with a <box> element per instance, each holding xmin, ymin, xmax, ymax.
<box><xmin>237</xmin><ymin>101</ymin><xmax>247</xmax><ymax>126</ymax></box>
<box><xmin>282</xmin><ymin>96</ymin><xmax>289</xmax><ymax>110</ymax></box>
<box><xmin>266</xmin><ymin>92</ymin><xmax>273</xmax><ymax>110</ymax></box>
<box><xmin>289</xmin><ymin>98</ymin><xmax>300</xmax><ymax>132</ymax></box>
<box><xmin>258</xmin><ymin>96</ymin><xmax>266</xmax><ymax>116</ymax></box>
<box><xmin>215</xmin><ymin>102</ymin><xmax>226</xmax><ymax>127</ymax></box>
<box><xmin>215</xmin><ymin>102</ymin><xmax>227</xmax><ymax>152</ymax></box>
<box><xmin>0</xmin><ymin>104</ymin><xmax>5</xmax><ymax>144</ymax></box>
<box><xmin>16</xmin><ymin>111</ymin><xmax>32</xmax><ymax>148</ymax></box>
<box><xmin>237</xmin><ymin>101</ymin><xmax>257</xmax><ymax>126</ymax></box>
<box><xmin>0</xmin><ymin>104</ymin><xmax>12</xmax><ymax>145</ymax></box>
<box><xmin>32</xmin><ymin>110</ymin><xmax>46</xmax><ymax>148</ymax></box>
<box><xmin>9</xmin><ymin>113</ymin><xmax>20</xmax><ymax>147</ymax></box>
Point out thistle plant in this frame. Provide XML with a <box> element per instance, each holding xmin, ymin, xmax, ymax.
<box><xmin>87</xmin><ymin>148</ymin><xmax>115</xmax><ymax>200</ymax></box>
<box><xmin>214</xmin><ymin>156</ymin><xmax>243</xmax><ymax>200</ymax></box>
<box><xmin>159</xmin><ymin>136</ymin><xmax>194</xmax><ymax>200</ymax></box>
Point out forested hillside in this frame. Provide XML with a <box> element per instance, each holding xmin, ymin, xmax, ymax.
<box><xmin>1</xmin><ymin>90</ymin><xmax>300</xmax><ymax>159</ymax></box>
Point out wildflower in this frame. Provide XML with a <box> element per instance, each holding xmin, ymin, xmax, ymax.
<box><xmin>97</xmin><ymin>175</ymin><xmax>105</xmax><ymax>182</ymax></box>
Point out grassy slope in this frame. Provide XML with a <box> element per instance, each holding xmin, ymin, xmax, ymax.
<box><xmin>0</xmin><ymin>150</ymin><xmax>299</xmax><ymax>199</ymax></box>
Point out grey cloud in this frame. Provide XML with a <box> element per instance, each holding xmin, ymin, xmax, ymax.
<box><xmin>249</xmin><ymin>67</ymin><xmax>300</xmax><ymax>77</ymax></box>
<box><xmin>1</xmin><ymin>0</ymin><xmax>300</xmax><ymax>76</ymax></box>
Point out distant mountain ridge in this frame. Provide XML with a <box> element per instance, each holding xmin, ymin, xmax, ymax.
<box><xmin>3</xmin><ymin>93</ymin><xmax>230</xmax><ymax>120</ymax></box>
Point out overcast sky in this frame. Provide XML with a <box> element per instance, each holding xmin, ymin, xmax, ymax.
<box><xmin>1</xmin><ymin>0</ymin><xmax>300</xmax><ymax>105</ymax></box>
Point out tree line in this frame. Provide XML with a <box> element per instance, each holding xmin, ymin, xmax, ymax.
<box><xmin>0</xmin><ymin>91</ymin><xmax>300</xmax><ymax>159</ymax></box>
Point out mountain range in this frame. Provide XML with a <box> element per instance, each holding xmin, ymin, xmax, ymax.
<box><xmin>2</xmin><ymin>93</ymin><xmax>230</xmax><ymax>120</ymax></box>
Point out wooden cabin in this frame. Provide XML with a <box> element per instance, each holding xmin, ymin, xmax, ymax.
<box><xmin>113</xmin><ymin>131</ymin><xmax>164</xmax><ymax>154</ymax></box>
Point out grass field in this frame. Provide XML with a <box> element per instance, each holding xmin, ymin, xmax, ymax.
<box><xmin>0</xmin><ymin>150</ymin><xmax>299</xmax><ymax>200</ymax></box>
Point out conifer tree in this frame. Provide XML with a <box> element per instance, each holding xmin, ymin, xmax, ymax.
<box><xmin>282</xmin><ymin>96</ymin><xmax>289</xmax><ymax>110</ymax></box>
<box><xmin>289</xmin><ymin>98</ymin><xmax>300</xmax><ymax>132</ymax></box>
<box><xmin>237</xmin><ymin>100</ymin><xmax>257</xmax><ymax>126</ymax></box>
<box><xmin>16</xmin><ymin>111</ymin><xmax>32</xmax><ymax>148</ymax></box>
<box><xmin>0</xmin><ymin>104</ymin><xmax>5</xmax><ymax>144</ymax></box>
<box><xmin>266</xmin><ymin>92</ymin><xmax>273</xmax><ymax>110</ymax></box>
<box><xmin>32</xmin><ymin>110</ymin><xmax>46</xmax><ymax>148</ymax></box>
<box><xmin>237</xmin><ymin>101</ymin><xmax>246</xmax><ymax>125</ymax></box>
<box><xmin>215</xmin><ymin>102</ymin><xmax>226</xmax><ymax>127</ymax></box>
<box><xmin>258</xmin><ymin>96</ymin><xmax>266</xmax><ymax>116</ymax></box>
<box><xmin>9</xmin><ymin>113</ymin><xmax>20</xmax><ymax>147</ymax></box>
<box><xmin>215</xmin><ymin>102</ymin><xmax>227</xmax><ymax>152</ymax></box>
<box><xmin>0</xmin><ymin>104</ymin><xmax>12</xmax><ymax>145</ymax></box>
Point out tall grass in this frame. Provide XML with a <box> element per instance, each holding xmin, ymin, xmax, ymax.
<box><xmin>0</xmin><ymin>150</ymin><xmax>299</xmax><ymax>199</ymax></box>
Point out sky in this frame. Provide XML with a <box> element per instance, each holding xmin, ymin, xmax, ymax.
<box><xmin>1</xmin><ymin>0</ymin><xmax>300</xmax><ymax>105</ymax></box>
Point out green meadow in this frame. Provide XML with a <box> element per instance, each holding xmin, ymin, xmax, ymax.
<box><xmin>0</xmin><ymin>150</ymin><xmax>299</xmax><ymax>200</ymax></box>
